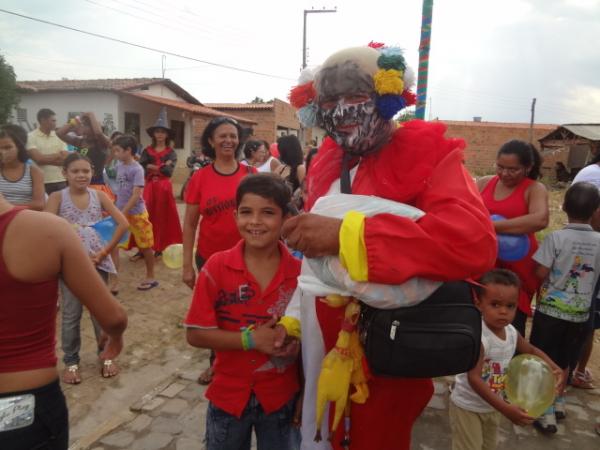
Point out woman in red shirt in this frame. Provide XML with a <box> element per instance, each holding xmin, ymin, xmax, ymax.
<box><xmin>182</xmin><ymin>117</ymin><xmax>255</xmax><ymax>384</ymax></box>
<box><xmin>478</xmin><ymin>140</ymin><xmax>549</xmax><ymax>335</ymax></box>
<box><xmin>0</xmin><ymin>192</ymin><xmax>127</xmax><ymax>449</ymax></box>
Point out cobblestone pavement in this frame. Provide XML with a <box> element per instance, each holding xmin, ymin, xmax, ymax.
<box><xmin>79</xmin><ymin>366</ymin><xmax>600</xmax><ymax>450</ymax></box>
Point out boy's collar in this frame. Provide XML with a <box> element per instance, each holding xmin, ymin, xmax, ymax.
<box><xmin>564</xmin><ymin>223</ymin><xmax>594</xmax><ymax>231</ymax></box>
<box><xmin>224</xmin><ymin>239</ymin><xmax>298</xmax><ymax>278</ymax></box>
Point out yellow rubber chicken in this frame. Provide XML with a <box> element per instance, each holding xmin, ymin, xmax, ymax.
<box><xmin>314</xmin><ymin>295</ymin><xmax>369</xmax><ymax>442</ymax></box>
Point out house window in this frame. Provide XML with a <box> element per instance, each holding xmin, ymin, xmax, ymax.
<box><xmin>171</xmin><ymin>120</ymin><xmax>185</xmax><ymax>148</ymax></box>
<box><xmin>125</xmin><ymin>112</ymin><xmax>140</xmax><ymax>143</ymax></box>
<box><xmin>16</xmin><ymin>108</ymin><xmax>27</xmax><ymax>122</ymax></box>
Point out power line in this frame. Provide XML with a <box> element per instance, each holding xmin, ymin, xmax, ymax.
<box><xmin>5</xmin><ymin>50</ymin><xmax>157</xmax><ymax>71</ymax></box>
<box><xmin>0</xmin><ymin>7</ymin><xmax>295</xmax><ymax>81</ymax></box>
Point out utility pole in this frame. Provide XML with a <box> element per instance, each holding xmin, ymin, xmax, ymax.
<box><xmin>302</xmin><ymin>7</ymin><xmax>337</xmax><ymax>69</ymax></box>
<box><xmin>300</xmin><ymin>6</ymin><xmax>336</xmax><ymax>147</ymax></box>
<box><xmin>529</xmin><ymin>97</ymin><xmax>537</xmax><ymax>143</ymax></box>
<box><xmin>416</xmin><ymin>0</ymin><xmax>434</xmax><ymax>120</ymax></box>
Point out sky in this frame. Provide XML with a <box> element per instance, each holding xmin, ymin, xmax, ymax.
<box><xmin>1</xmin><ymin>0</ymin><xmax>599</xmax><ymax>125</ymax></box>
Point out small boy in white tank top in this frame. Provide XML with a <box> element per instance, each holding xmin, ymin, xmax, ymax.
<box><xmin>449</xmin><ymin>269</ymin><xmax>562</xmax><ymax>450</ymax></box>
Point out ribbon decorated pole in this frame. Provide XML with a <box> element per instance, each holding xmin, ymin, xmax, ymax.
<box><xmin>415</xmin><ymin>0</ymin><xmax>434</xmax><ymax>120</ymax></box>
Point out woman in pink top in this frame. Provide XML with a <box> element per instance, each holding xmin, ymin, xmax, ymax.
<box><xmin>0</xmin><ymin>192</ymin><xmax>127</xmax><ymax>449</ymax></box>
<box><xmin>478</xmin><ymin>140</ymin><xmax>549</xmax><ymax>335</ymax></box>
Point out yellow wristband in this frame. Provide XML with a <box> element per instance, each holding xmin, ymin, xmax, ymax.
<box><xmin>278</xmin><ymin>316</ymin><xmax>301</xmax><ymax>339</ymax></box>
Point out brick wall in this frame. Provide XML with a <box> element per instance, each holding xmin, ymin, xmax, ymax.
<box><xmin>440</xmin><ymin>120</ymin><xmax>558</xmax><ymax>177</ymax></box>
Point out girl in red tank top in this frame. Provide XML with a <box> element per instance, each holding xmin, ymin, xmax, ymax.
<box><xmin>478</xmin><ymin>140</ymin><xmax>549</xmax><ymax>335</ymax></box>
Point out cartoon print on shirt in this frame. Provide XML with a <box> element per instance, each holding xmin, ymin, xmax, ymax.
<box><xmin>481</xmin><ymin>358</ymin><xmax>505</xmax><ymax>394</ymax></box>
<box><xmin>565</xmin><ymin>256</ymin><xmax>594</xmax><ymax>294</ymax></box>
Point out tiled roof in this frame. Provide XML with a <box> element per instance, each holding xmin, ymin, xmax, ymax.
<box><xmin>439</xmin><ymin>119</ymin><xmax>557</xmax><ymax>130</ymax></box>
<box><xmin>17</xmin><ymin>78</ymin><xmax>164</xmax><ymax>92</ymax></box>
<box><xmin>17</xmin><ymin>78</ymin><xmax>201</xmax><ymax>105</ymax></box>
<box><xmin>122</xmin><ymin>92</ymin><xmax>257</xmax><ymax>125</ymax></box>
<box><xmin>205</xmin><ymin>103</ymin><xmax>274</xmax><ymax>111</ymax></box>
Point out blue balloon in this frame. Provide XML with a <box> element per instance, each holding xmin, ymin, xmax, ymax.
<box><xmin>490</xmin><ymin>214</ymin><xmax>530</xmax><ymax>261</ymax></box>
<box><xmin>497</xmin><ymin>233</ymin><xmax>530</xmax><ymax>262</ymax></box>
<box><xmin>91</xmin><ymin>217</ymin><xmax>129</xmax><ymax>245</ymax></box>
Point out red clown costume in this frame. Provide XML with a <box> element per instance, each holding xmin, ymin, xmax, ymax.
<box><xmin>280</xmin><ymin>45</ymin><xmax>497</xmax><ymax>450</ymax></box>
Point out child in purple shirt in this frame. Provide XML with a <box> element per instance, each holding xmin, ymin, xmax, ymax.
<box><xmin>113</xmin><ymin>135</ymin><xmax>158</xmax><ymax>291</ymax></box>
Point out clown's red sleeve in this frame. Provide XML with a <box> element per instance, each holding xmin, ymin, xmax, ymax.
<box><xmin>363</xmin><ymin>149</ymin><xmax>497</xmax><ymax>284</ymax></box>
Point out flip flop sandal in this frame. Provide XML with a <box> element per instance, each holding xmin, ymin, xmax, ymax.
<box><xmin>101</xmin><ymin>360</ymin><xmax>119</xmax><ymax>378</ymax></box>
<box><xmin>197</xmin><ymin>367</ymin><xmax>213</xmax><ymax>385</ymax></box>
<box><xmin>129</xmin><ymin>252</ymin><xmax>143</xmax><ymax>262</ymax></box>
<box><xmin>63</xmin><ymin>365</ymin><xmax>81</xmax><ymax>384</ymax></box>
<box><xmin>137</xmin><ymin>280</ymin><xmax>159</xmax><ymax>291</ymax></box>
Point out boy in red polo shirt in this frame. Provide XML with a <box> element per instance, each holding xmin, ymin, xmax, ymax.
<box><xmin>184</xmin><ymin>173</ymin><xmax>300</xmax><ymax>450</ymax></box>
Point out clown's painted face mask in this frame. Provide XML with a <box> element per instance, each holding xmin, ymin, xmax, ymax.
<box><xmin>317</xmin><ymin>93</ymin><xmax>393</xmax><ymax>156</ymax></box>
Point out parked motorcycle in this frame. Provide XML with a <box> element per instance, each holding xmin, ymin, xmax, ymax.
<box><xmin>180</xmin><ymin>154</ymin><xmax>212</xmax><ymax>200</ymax></box>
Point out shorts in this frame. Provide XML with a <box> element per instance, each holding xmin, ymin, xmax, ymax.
<box><xmin>530</xmin><ymin>311</ymin><xmax>588</xmax><ymax>369</ymax></box>
<box><xmin>449</xmin><ymin>401</ymin><xmax>500</xmax><ymax>450</ymax></box>
<box><xmin>0</xmin><ymin>380</ymin><xmax>68</xmax><ymax>450</ymax></box>
<box><xmin>90</xmin><ymin>183</ymin><xmax>115</xmax><ymax>202</ymax></box>
<box><xmin>121</xmin><ymin>210</ymin><xmax>154</xmax><ymax>250</ymax></box>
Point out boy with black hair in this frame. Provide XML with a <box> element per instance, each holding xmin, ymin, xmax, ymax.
<box><xmin>531</xmin><ymin>181</ymin><xmax>600</xmax><ymax>433</ymax></box>
<box><xmin>184</xmin><ymin>173</ymin><xmax>300</xmax><ymax>450</ymax></box>
<box><xmin>112</xmin><ymin>135</ymin><xmax>157</xmax><ymax>291</ymax></box>
<box><xmin>450</xmin><ymin>269</ymin><xmax>561</xmax><ymax>450</ymax></box>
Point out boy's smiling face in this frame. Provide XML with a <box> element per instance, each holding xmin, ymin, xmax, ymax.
<box><xmin>235</xmin><ymin>193</ymin><xmax>286</xmax><ymax>250</ymax></box>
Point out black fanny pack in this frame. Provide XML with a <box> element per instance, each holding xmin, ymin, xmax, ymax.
<box><xmin>358</xmin><ymin>281</ymin><xmax>482</xmax><ymax>378</ymax></box>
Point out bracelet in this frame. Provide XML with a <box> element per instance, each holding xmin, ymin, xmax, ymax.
<box><xmin>241</xmin><ymin>325</ymin><xmax>255</xmax><ymax>351</ymax></box>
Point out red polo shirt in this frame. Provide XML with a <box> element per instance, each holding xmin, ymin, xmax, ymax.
<box><xmin>184</xmin><ymin>239</ymin><xmax>301</xmax><ymax>418</ymax></box>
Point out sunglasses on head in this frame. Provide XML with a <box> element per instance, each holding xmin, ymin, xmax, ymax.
<box><xmin>212</xmin><ymin>117</ymin><xmax>238</xmax><ymax>127</ymax></box>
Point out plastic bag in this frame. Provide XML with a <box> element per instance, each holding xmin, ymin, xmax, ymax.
<box><xmin>302</xmin><ymin>194</ymin><xmax>441</xmax><ymax>309</ymax></box>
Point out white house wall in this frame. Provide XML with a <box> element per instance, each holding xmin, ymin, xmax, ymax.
<box><xmin>129</xmin><ymin>84</ymin><xmax>185</xmax><ymax>102</ymax></box>
<box><xmin>118</xmin><ymin>94</ymin><xmax>192</xmax><ymax>175</ymax></box>
<box><xmin>15</xmin><ymin>91</ymin><xmax>120</xmax><ymax>134</ymax></box>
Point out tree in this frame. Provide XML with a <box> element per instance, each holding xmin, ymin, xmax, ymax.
<box><xmin>250</xmin><ymin>97</ymin><xmax>265</xmax><ymax>104</ymax></box>
<box><xmin>0</xmin><ymin>53</ymin><xmax>19</xmax><ymax>124</ymax></box>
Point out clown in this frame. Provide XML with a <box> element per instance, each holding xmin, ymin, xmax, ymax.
<box><xmin>276</xmin><ymin>44</ymin><xmax>497</xmax><ymax>450</ymax></box>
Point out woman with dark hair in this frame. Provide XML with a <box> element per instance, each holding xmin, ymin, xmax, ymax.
<box><xmin>240</xmin><ymin>139</ymin><xmax>267</xmax><ymax>167</ymax></box>
<box><xmin>254</xmin><ymin>139</ymin><xmax>280</xmax><ymax>173</ymax></box>
<box><xmin>56</xmin><ymin>112</ymin><xmax>113</xmax><ymax>200</ymax></box>
<box><xmin>477</xmin><ymin>140</ymin><xmax>549</xmax><ymax>335</ymax></box>
<box><xmin>0</xmin><ymin>125</ymin><xmax>45</xmax><ymax>210</ymax></box>
<box><xmin>274</xmin><ymin>135</ymin><xmax>306</xmax><ymax>193</ymax></box>
<box><xmin>182</xmin><ymin>117</ymin><xmax>256</xmax><ymax>384</ymax></box>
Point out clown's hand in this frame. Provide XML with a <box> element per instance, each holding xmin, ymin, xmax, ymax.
<box><xmin>282</xmin><ymin>213</ymin><xmax>342</xmax><ymax>258</ymax></box>
<box><xmin>273</xmin><ymin>316</ymin><xmax>301</xmax><ymax>358</ymax></box>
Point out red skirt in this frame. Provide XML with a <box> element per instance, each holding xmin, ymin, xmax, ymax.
<box><xmin>143</xmin><ymin>177</ymin><xmax>183</xmax><ymax>252</ymax></box>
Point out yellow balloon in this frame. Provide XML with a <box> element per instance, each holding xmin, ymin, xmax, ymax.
<box><xmin>504</xmin><ymin>354</ymin><xmax>555</xmax><ymax>418</ymax></box>
<box><xmin>162</xmin><ymin>244</ymin><xmax>184</xmax><ymax>269</ymax></box>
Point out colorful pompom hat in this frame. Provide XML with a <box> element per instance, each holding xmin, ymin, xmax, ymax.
<box><xmin>288</xmin><ymin>42</ymin><xmax>416</xmax><ymax>126</ymax></box>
